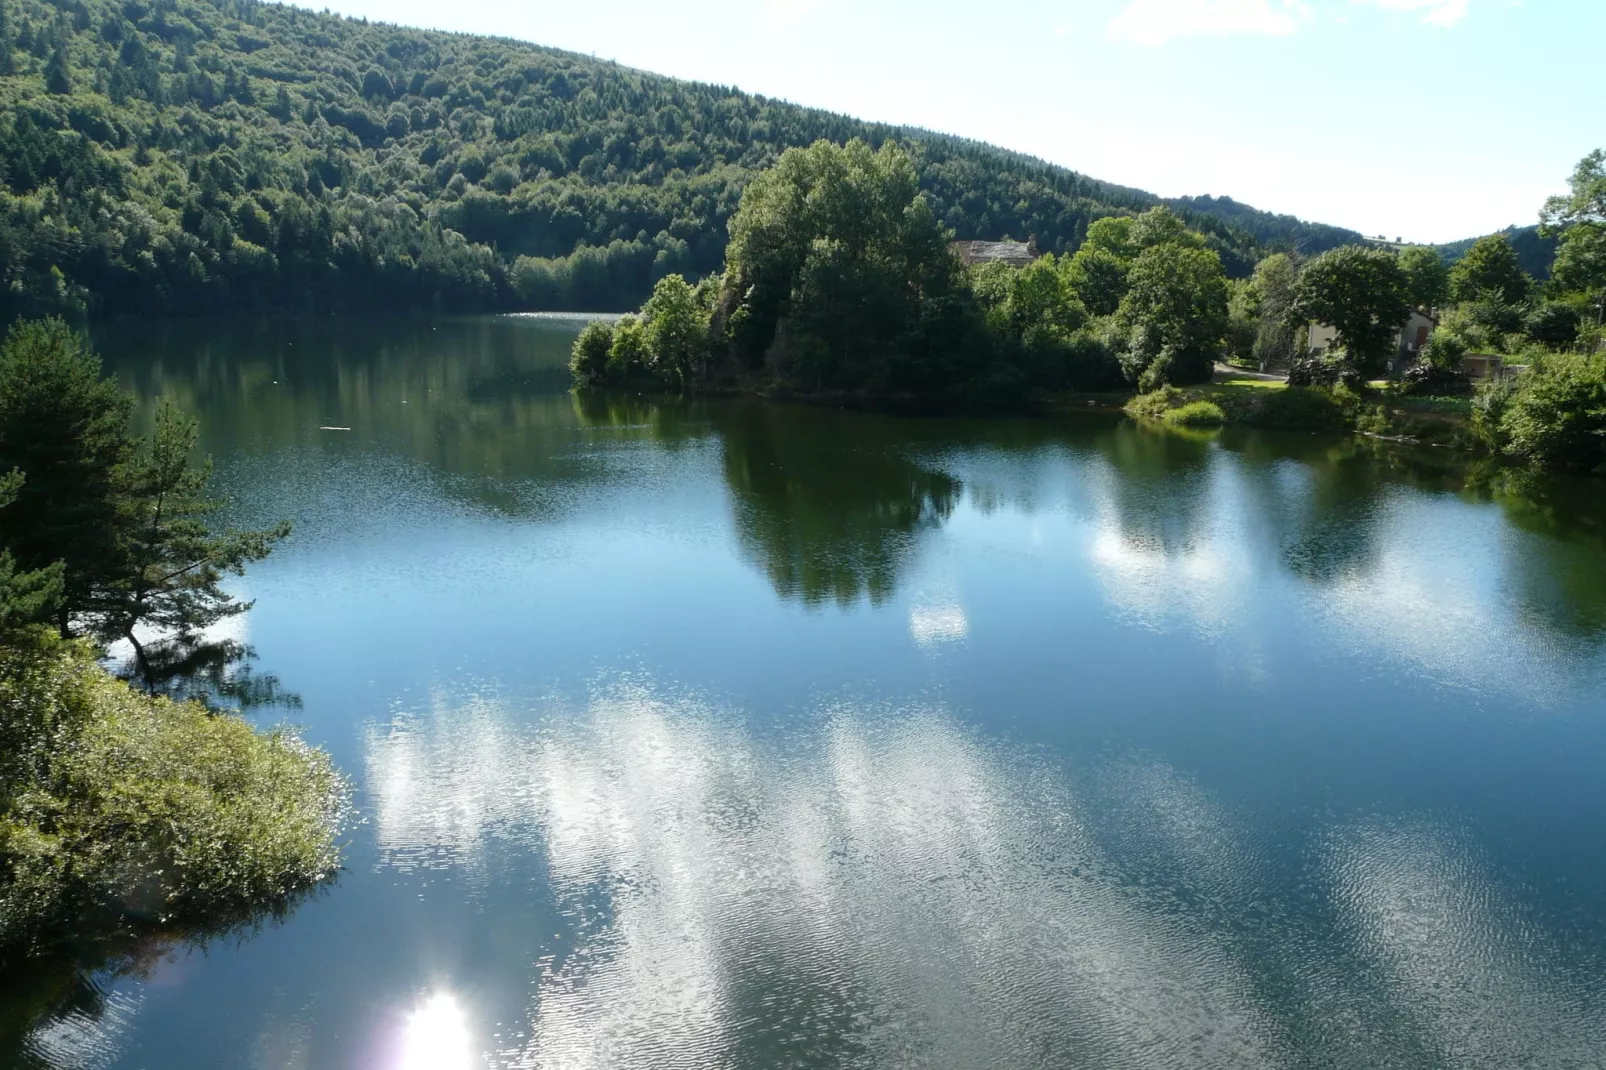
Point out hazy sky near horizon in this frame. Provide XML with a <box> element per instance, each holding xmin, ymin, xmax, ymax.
<box><xmin>310</xmin><ymin>0</ymin><xmax>1599</xmax><ymax>243</ymax></box>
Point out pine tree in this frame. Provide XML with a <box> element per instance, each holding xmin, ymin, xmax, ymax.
<box><xmin>0</xmin><ymin>320</ymin><xmax>132</xmax><ymax>636</ymax></box>
<box><xmin>0</xmin><ymin>471</ymin><xmax>63</xmax><ymax>635</ymax></box>
<box><xmin>44</xmin><ymin>39</ymin><xmax>70</xmax><ymax>94</ymax></box>
<box><xmin>0</xmin><ymin>3</ymin><xmax>15</xmax><ymax>78</ymax></box>
<box><xmin>100</xmin><ymin>402</ymin><xmax>289</xmax><ymax>683</ymax></box>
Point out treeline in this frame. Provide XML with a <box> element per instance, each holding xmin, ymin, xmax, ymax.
<box><xmin>0</xmin><ymin>0</ymin><xmax>1365</xmax><ymax>321</ymax></box>
<box><xmin>578</xmin><ymin>140</ymin><xmax>1606</xmax><ymax>474</ymax></box>
<box><xmin>573</xmin><ymin>140</ymin><xmax>1244</xmax><ymax>403</ymax></box>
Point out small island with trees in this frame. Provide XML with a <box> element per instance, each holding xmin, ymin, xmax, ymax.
<box><xmin>573</xmin><ymin>141</ymin><xmax>1606</xmax><ymax>476</ymax></box>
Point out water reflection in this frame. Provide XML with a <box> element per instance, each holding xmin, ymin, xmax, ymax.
<box><xmin>399</xmin><ymin>993</ymin><xmax>474</xmax><ymax>1070</ymax></box>
<box><xmin>3</xmin><ymin>889</ymin><xmax>328</xmax><ymax>1070</ymax></box>
<box><xmin>364</xmin><ymin>680</ymin><xmax>1606</xmax><ymax>1068</ymax></box>
<box><xmin>712</xmin><ymin>404</ymin><xmax>961</xmax><ymax>608</ymax></box>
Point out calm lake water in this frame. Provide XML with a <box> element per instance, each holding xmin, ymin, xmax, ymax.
<box><xmin>9</xmin><ymin>315</ymin><xmax>1606</xmax><ymax>1069</ymax></box>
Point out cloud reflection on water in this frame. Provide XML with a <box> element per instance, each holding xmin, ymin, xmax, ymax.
<box><xmin>363</xmin><ymin>681</ymin><xmax>1606</xmax><ymax>1069</ymax></box>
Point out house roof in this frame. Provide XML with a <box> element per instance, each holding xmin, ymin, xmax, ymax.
<box><xmin>950</xmin><ymin>240</ymin><xmax>1037</xmax><ymax>268</ymax></box>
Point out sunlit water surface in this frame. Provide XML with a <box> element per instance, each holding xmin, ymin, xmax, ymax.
<box><xmin>7</xmin><ymin>315</ymin><xmax>1606</xmax><ymax>1069</ymax></box>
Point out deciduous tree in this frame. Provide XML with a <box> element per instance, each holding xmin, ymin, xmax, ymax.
<box><xmin>1293</xmin><ymin>247</ymin><xmax>1411</xmax><ymax>374</ymax></box>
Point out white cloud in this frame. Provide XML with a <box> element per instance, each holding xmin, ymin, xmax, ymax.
<box><xmin>1107</xmin><ymin>0</ymin><xmax>1308</xmax><ymax>46</ymax></box>
<box><xmin>1353</xmin><ymin>0</ymin><xmax>1471</xmax><ymax>27</ymax></box>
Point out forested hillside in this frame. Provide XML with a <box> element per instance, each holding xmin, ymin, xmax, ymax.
<box><xmin>0</xmin><ymin>0</ymin><xmax>1369</xmax><ymax>318</ymax></box>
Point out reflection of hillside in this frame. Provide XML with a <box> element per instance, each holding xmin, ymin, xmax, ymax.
<box><xmin>712</xmin><ymin>404</ymin><xmax>961</xmax><ymax>608</ymax></box>
<box><xmin>97</xmin><ymin>316</ymin><xmax>621</xmax><ymax>517</ymax></box>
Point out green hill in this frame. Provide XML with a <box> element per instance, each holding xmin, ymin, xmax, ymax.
<box><xmin>0</xmin><ymin>0</ymin><xmax>1371</xmax><ymax>319</ymax></box>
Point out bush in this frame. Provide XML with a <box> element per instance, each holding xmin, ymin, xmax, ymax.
<box><xmin>1124</xmin><ymin>386</ymin><xmax>1186</xmax><ymax>421</ymax></box>
<box><xmin>1287</xmin><ymin>356</ymin><xmax>1364</xmax><ymax>390</ymax></box>
<box><xmin>1525</xmin><ymin>304</ymin><xmax>1581</xmax><ymax>348</ymax></box>
<box><xmin>1492</xmin><ymin>354</ymin><xmax>1606</xmax><ymax>473</ymax></box>
<box><xmin>1162</xmin><ymin>400</ymin><xmax>1226</xmax><ymax>427</ymax></box>
<box><xmin>1</xmin><ymin>637</ymin><xmax>347</xmax><ymax>951</ymax></box>
<box><xmin>1398</xmin><ymin>361</ymin><xmax>1471</xmax><ymax>397</ymax></box>
<box><xmin>1222</xmin><ymin>385</ymin><xmax>1351</xmax><ymax>431</ymax></box>
<box><xmin>1419</xmin><ymin>328</ymin><xmax>1468</xmax><ymax>371</ymax></box>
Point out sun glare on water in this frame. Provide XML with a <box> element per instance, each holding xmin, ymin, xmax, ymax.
<box><xmin>399</xmin><ymin>993</ymin><xmax>473</xmax><ymax>1070</ymax></box>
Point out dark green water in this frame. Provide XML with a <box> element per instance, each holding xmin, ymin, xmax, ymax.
<box><xmin>10</xmin><ymin>315</ymin><xmax>1606</xmax><ymax>1069</ymax></box>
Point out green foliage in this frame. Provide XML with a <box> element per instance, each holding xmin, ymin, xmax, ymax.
<box><xmin>1398</xmin><ymin>245</ymin><xmax>1450</xmax><ymax>311</ymax></box>
<box><xmin>0</xmin><ymin>0</ymin><xmax>1347</xmax><ymax>322</ymax></box>
<box><xmin>0</xmin><ymin>320</ymin><xmax>285</xmax><ymax>662</ymax></box>
<box><xmin>1224</xmin><ymin>385</ymin><xmax>1350</xmax><ymax>431</ymax></box>
<box><xmin>0</xmin><ymin>472</ymin><xmax>62</xmax><ymax>635</ymax></box>
<box><xmin>1293</xmin><ymin>246</ymin><xmax>1411</xmax><ymax>374</ymax></box>
<box><xmin>0</xmin><ymin>319</ymin><xmax>132</xmax><ymax>633</ymax></box>
<box><xmin>1420</xmin><ymin>328</ymin><xmax>1468</xmax><ymax>371</ymax></box>
<box><xmin>1244</xmin><ymin>252</ymin><xmax>1300</xmax><ymax>369</ymax></box>
<box><xmin>721</xmin><ymin>139</ymin><xmax>989</xmax><ymax>396</ymax></box>
<box><xmin>1485</xmin><ymin>354</ymin><xmax>1606</xmax><ymax>474</ymax></box>
<box><xmin>1162</xmin><ymin>399</ymin><xmax>1226</xmax><ymax>427</ymax></box>
<box><xmin>1123</xmin><ymin>385</ymin><xmax>1185</xmax><ymax>421</ymax></box>
<box><xmin>1449</xmin><ymin>234</ymin><xmax>1532</xmax><ymax>306</ymax></box>
<box><xmin>1114</xmin><ymin>242</ymin><xmax>1229</xmax><ymax>388</ymax></box>
<box><xmin>1061</xmin><ymin>245</ymin><xmax>1128</xmax><ymax>316</ymax></box>
<box><xmin>100</xmin><ymin>402</ymin><xmax>289</xmax><ymax>679</ymax></box>
<box><xmin>640</xmin><ymin>274</ymin><xmax>710</xmax><ymax>387</ymax></box>
<box><xmin>568</xmin><ymin>319</ymin><xmax>613</xmax><ymax>384</ymax></box>
<box><xmin>0</xmin><ymin>635</ymin><xmax>346</xmax><ymax>952</ymax></box>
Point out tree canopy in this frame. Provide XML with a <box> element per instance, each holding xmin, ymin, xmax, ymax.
<box><xmin>0</xmin><ymin>0</ymin><xmax>1365</xmax><ymax>322</ymax></box>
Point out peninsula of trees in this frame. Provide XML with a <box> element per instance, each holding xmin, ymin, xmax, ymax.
<box><xmin>576</xmin><ymin>140</ymin><xmax>1606</xmax><ymax>474</ymax></box>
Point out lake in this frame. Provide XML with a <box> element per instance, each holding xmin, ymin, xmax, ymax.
<box><xmin>9</xmin><ymin>314</ymin><xmax>1606</xmax><ymax>1069</ymax></box>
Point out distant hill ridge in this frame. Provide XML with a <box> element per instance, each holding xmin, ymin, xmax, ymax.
<box><xmin>0</xmin><ymin>0</ymin><xmax>1530</xmax><ymax>317</ymax></box>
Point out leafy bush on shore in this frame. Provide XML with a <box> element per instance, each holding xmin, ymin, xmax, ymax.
<box><xmin>0</xmin><ymin>635</ymin><xmax>347</xmax><ymax>953</ymax></box>
<box><xmin>1474</xmin><ymin>354</ymin><xmax>1606</xmax><ymax>474</ymax></box>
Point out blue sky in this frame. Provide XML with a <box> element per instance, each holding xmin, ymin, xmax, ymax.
<box><xmin>311</xmin><ymin>0</ymin><xmax>1601</xmax><ymax>244</ymax></box>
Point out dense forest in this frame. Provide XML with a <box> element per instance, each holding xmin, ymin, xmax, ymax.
<box><xmin>0</xmin><ymin>0</ymin><xmax>1390</xmax><ymax>321</ymax></box>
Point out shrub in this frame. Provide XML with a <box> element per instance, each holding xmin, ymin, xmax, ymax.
<box><xmin>1419</xmin><ymin>328</ymin><xmax>1468</xmax><ymax>371</ymax></box>
<box><xmin>1494</xmin><ymin>354</ymin><xmax>1606</xmax><ymax>473</ymax></box>
<box><xmin>1</xmin><ymin>637</ymin><xmax>347</xmax><ymax>951</ymax></box>
<box><xmin>1222</xmin><ymin>385</ymin><xmax>1351</xmax><ymax>431</ymax></box>
<box><xmin>1287</xmin><ymin>356</ymin><xmax>1364</xmax><ymax>390</ymax></box>
<box><xmin>1398</xmin><ymin>361</ymin><xmax>1472</xmax><ymax>397</ymax></box>
<box><xmin>1124</xmin><ymin>386</ymin><xmax>1185</xmax><ymax>421</ymax></box>
<box><xmin>1162</xmin><ymin>400</ymin><xmax>1226</xmax><ymax>427</ymax></box>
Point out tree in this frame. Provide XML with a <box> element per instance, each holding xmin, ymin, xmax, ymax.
<box><xmin>97</xmin><ymin>403</ymin><xmax>289</xmax><ymax>683</ymax></box>
<box><xmin>1292</xmin><ymin>246</ymin><xmax>1411</xmax><ymax>374</ymax></box>
<box><xmin>1551</xmin><ymin>225</ymin><xmax>1606</xmax><ymax>324</ymax></box>
<box><xmin>1115</xmin><ymin>243</ymin><xmax>1230</xmax><ymax>388</ymax></box>
<box><xmin>44</xmin><ymin>40</ymin><xmax>71</xmax><ymax>95</ymax></box>
<box><xmin>0</xmin><ymin>3</ymin><xmax>14</xmax><ymax>78</ymax></box>
<box><xmin>0</xmin><ymin>472</ymin><xmax>63</xmax><ymax>635</ymax></box>
<box><xmin>569</xmin><ymin>319</ymin><xmax>614</xmax><ymax>384</ymax></box>
<box><xmin>1248</xmin><ymin>252</ymin><xmax>1300</xmax><ymax>369</ymax></box>
<box><xmin>1541</xmin><ymin>149</ymin><xmax>1606</xmax><ymax>231</ymax></box>
<box><xmin>0</xmin><ymin>320</ymin><xmax>133</xmax><ymax>636</ymax></box>
<box><xmin>1062</xmin><ymin>245</ymin><xmax>1128</xmax><ymax>316</ymax></box>
<box><xmin>641</xmin><ymin>274</ymin><xmax>710</xmax><ymax>387</ymax></box>
<box><xmin>721</xmin><ymin>139</ymin><xmax>976</xmax><ymax>393</ymax></box>
<box><xmin>1398</xmin><ymin>246</ymin><xmax>1450</xmax><ymax>312</ymax></box>
<box><xmin>1449</xmin><ymin>234</ymin><xmax>1531</xmax><ymax>306</ymax></box>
